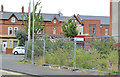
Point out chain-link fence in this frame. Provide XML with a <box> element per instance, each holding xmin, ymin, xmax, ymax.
<box><xmin>75</xmin><ymin>36</ymin><xmax>119</xmax><ymax>73</ymax></box>
<box><xmin>26</xmin><ymin>39</ymin><xmax>44</xmax><ymax>60</ymax></box>
<box><xmin>26</xmin><ymin>36</ymin><xmax>120</xmax><ymax>73</ymax></box>
<box><xmin>42</xmin><ymin>38</ymin><xmax>75</xmax><ymax>69</ymax></box>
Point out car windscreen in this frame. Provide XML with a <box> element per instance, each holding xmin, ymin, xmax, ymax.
<box><xmin>16</xmin><ymin>48</ymin><xmax>20</xmax><ymax>49</ymax></box>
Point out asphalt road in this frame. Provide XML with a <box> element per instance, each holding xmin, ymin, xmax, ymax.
<box><xmin>1</xmin><ymin>54</ymin><xmax>94</xmax><ymax>75</ymax></box>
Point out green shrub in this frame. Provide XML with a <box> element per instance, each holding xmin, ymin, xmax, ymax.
<box><xmin>45</xmin><ymin>48</ymin><xmax>73</xmax><ymax>66</ymax></box>
<box><xmin>108</xmin><ymin>50</ymin><xmax>118</xmax><ymax>64</ymax></box>
<box><xmin>26</xmin><ymin>40</ymin><xmax>44</xmax><ymax>59</ymax></box>
<box><xmin>76</xmin><ymin>48</ymin><xmax>101</xmax><ymax>69</ymax></box>
<box><xmin>26</xmin><ymin>37</ymin><xmax>118</xmax><ymax>72</ymax></box>
<box><xmin>16</xmin><ymin>29</ymin><xmax>26</xmax><ymax>46</ymax></box>
<box><xmin>45</xmin><ymin>46</ymin><xmax>118</xmax><ymax>71</ymax></box>
<box><xmin>45</xmin><ymin>39</ymin><xmax>74</xmax><ymax>67</ymax></box>
<box><xmin>91</xmin><ymin>38</ymin><xmax>116</xmax><ymax>54</ymax></box>
<box><xmin>76</xmin><ymin>48</ymin><xmax>118</xmax><ymax>71</ymax></box>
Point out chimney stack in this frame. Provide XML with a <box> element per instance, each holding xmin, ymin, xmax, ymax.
<box><xmin>1</xmin><ymin>5</ymin><xmax>3</xmax><ymax>12</ymax></box>
<box><xmin>22</xmin><ymin>6</ymin><xmax>24</xmax><ymax>14</ymax></box>
<box><xmin>58</xmin><ymin>11</ymin><xmax>63</xmax><ymax>16</ymax></box>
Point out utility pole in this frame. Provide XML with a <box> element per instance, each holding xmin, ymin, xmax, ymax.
<box><xmin>32</xmin><ymin>0</ymin><xmax>35</xmax><ymax>64</ymax></box>
<box><xmin>25</xmin><ymin>0</ymin><xmax>31</xmax><ymax>60</ymax></box>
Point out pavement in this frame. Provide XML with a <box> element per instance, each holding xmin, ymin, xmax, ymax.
<box><xmin>1</xmin><ymin>54</ymin><xmax>94</xmax><ymax>76</ymax></box>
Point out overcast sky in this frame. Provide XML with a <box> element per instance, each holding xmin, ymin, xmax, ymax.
<box><xmin>0</xmin><ymin>0</ymin><xmax>110</xmax><ymax>16</ymax></box>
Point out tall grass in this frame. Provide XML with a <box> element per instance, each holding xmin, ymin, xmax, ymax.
<box><xmin>26</xmin><ymin>37</ymin><xmax>118</xmax><ymax>72</ymax></box>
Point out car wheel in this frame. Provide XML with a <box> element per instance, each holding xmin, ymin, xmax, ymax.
<box><xmin>14</xmin><ymin>51</ymin><xmax>18</xmax><ymax>55</ymax></box>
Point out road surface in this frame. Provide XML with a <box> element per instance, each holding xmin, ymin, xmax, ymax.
<box><xmin>1</xmin><ymin>54</ymin><xmax>93</xmax><ymax>76</ymax></box>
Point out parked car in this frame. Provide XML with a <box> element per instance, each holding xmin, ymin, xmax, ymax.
<box><xmin>12</xmin><ymin>47</ymin><xmax>25</xmax><ymax>55</ymax></box>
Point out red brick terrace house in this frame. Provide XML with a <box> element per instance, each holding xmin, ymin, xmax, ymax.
<box><xmin>0</xmin><ymin>4</ymin><xmax>111</xmax><ymax>53</ymax></box>
<box><xmin>77</xmin><ymin>14</ymin><xmax>111</xmax><ymax>36</ymax></box>
<box><xmin>64</xmin><ymin>14</ymin><xmax>111</xmax><ymax>36</ymax></box>
<box><xmin>0</xmin><ymin>5</ymin><xmax>24</xmax><ymax>53</ymax></box>
<box><xmin>37</xmin><ymin>13</ymin><xmax>71</xmax><ymax>37</ymax></box>
<box><xmin>0</xmin><ymin>5</ymin><xmax>71</xmax><ymax>52</ymax></box>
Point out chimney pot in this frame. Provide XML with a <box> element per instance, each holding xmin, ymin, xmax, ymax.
<box><xmin>1</xmin><ymin>5</ymin><xmax>3</xmax><ymax>12</ymax></box>
<box><xmin>22</xmin><ymin>6</ymin><xmax>24</xmax><ymax>14</ymax></box>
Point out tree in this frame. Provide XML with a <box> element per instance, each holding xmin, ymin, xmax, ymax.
<box><xmin>21</xmin><ymin>0</ymin><xmax>44</xmax><ymax>39</ymax></box>
<box><xmin>16</xmin><ymin>30</ymin><xmax>26</xmax><ymax>46</ymax></box>
<box><xmin>62</xmin><ymin>19</ymin><xmax>78</xmax><ymax>38</ymax></box>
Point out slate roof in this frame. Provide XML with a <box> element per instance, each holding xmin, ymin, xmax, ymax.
<box><xmin>0</xmin><ymin>11</ymin><xmax>110</xmax><ymax>25</ymax></box>
<box><xmin>0</xmin><ymin>11</ymin><xmax>70</xmax><ymax>22</ymax></box>
<box><xmin>0</xmin><ymin>11</ymin><xmax>27</xmax><ymax>20</ymax></box>
<box><xmin>41</xmin><ymin>13</ymin><xmax>71</xmax><ymax>22</ymax></box>
<box><xmin>77</xmin><ymin>14</ymin><xmax>110</xmax><ymax>25</ymax></box>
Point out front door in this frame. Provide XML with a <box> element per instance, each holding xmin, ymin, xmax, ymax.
<box><xmin>2</xmin><ymin>41</ymin><xmax>7</xmax><ymax>52</ymax></box>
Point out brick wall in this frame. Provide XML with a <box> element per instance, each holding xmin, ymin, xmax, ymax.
<box><xmin>41</xmin><ymin>19</ymin><xmax>63</xmax><ymax>35</ymax></box>
<box><xmin>1</xmin><ymin>16</ymin><xmax>63</xmax><ymax>36</ymax></box>
<box><xmin>1</xmin><ymin>24</ymin><xmax>23</xmax><ymax>35</ymax></box>
<box><xmin>0</xmin><ymin>13</ymin><xmax>111</xmax><ymax>36</ymax></box>
<box><xmin>83</xmin><ymin>20</ymin><xmax>101</xmax><ymax>36</ymax></box>
<box><xmin>100</xmin><ymin>25</ymin><xmax>111</xmax><ymax>36</ymax></box>
<box><xmin>110</xmin><ymin>0</ymin><xmax>112</xmax><ymax>36</ymax></box>
<box><xmin>4</xmin><ymin>16</ymin><xmax>23</xmax><ymax>25</ymax></box>
<box><xmin>82</xmin><ymin>20</ymin><xmax>111</xmax><ymax>36</ymax></box>
<box><xmin>6</xmin><ymin>48</ymin><xmax>13</xmax><ymax>54</ymax></box>
<box><xmin>0</xmin><ymin>16</ymin><xmax>23</xmax><ymax>35</ymax></box>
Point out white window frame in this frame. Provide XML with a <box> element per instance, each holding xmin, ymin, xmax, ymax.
<box><xmin>8</xmin><ymin>27</ymin><xmax>12</xmax><ymax>35</ymax></box>
<box><xmin>53</xmin><ymin>28</ymin><xmax>56</xmax><ymax>34</ymax></box>
<box><xmin>54</xmin><ymin>19</ymin><xmax>56</xmax><ymax>24</ymax></box>
<box><xmin>75</xmin><ymin>20</ymin><xmax>77</xmax><ymax>23</ymax></box>
<box><xmin>14</xmin><ymin>27</ymin><xmax>18</xmax><ymax>35</ymax></box>
<box><xmin>11</xmin><ymin>17</ymin><xmax>15</xmax><ymax>23</ymax></box>
<box><xmin>37</xmin><ymin>29</ymin><xmax>42</xmax><ymax>34</ymax></box>
<box><xmin>10</xmin><ymin>40</ymin><xmax>12</xmax><ymax>48</ymax></box>
<box><xmin>79</xmin><ymin>26</ymin><xmax>83</xmax><ymax>35</ymax></box>
<box><xmin>105</xmin><ymin>29</ymin><xmax>108</xmax><ymax>35</ymax></box>
<box><xmin>13</xmin><ymin>41</ymin><xmax>18</xmax><ymax>48</ymax></box>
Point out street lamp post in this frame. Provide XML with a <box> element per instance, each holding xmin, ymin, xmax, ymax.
<box><xmin>32</xmin><ymin>0</ymin><xmax>35</xmax><ymax>64</ymax></box>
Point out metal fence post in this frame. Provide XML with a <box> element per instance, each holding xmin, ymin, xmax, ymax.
<box><xmin>118</xmin><ymin>48</ymin><xmax>120</xmax><ymax>72</ymax></box>
<box><xmin>31</xmin><ymin>0</ymin><xmax>35</xmax><ymax>65</ymax></box>
<box><xmin>43</xmin><ymin>39</ymin><xmax>46</xmax><ymax>65</ymax></box>
<box><xmin>84</xmin><ymin>37</ymin><xmax>86</xmax><ymax>50</ymax></box>
<box><xmin>25</xmin><ymin>40</ymin><xmax>29</xmax><ymax>60</ymax></box>
<box><xmin>73</xmin><ymin>38</ymin><xmax>77</xmax><ymax>71</ymax></box>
